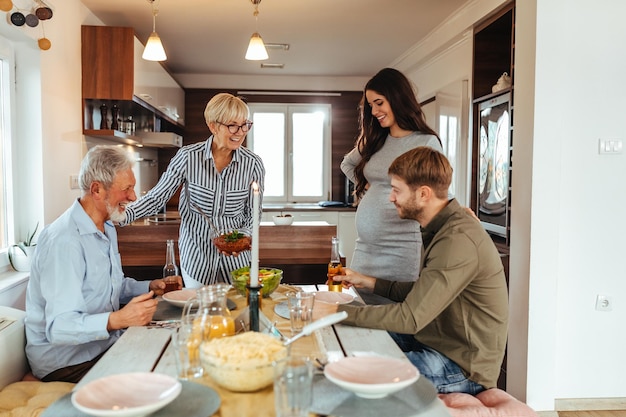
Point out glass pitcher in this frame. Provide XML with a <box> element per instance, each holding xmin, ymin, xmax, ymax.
<box><xmin>181</xmin><ymin>283</ymin><xmax>235</xmax><ymax>341</ymax></box>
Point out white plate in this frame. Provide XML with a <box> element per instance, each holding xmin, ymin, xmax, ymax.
<box><xmin>161</xmin><ymin>289</ymin><xmax>197</xmax><ymax>308</ymax></box>
<box><xmin>324</xmin><ymin>356</ymin><xmax>419</xmax><ymax>399</ymax></box>
<box><xmin>71</xmin><ymin>372</ymin><xmax>182</xmax><ymax>417</ymax></box>
<box><xmin>315</xmin><ymin>291</ymin><xmax>354</xmax><ymax>304</ymax></box>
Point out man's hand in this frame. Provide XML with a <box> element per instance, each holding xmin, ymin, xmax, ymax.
<box><xmin>149</xmin><ymin>276</ymin><xmax>183</xmax><ymax>296</ymax></box>
<box><xmin>335</xmin><ymin>268</ymin><xmax>376</xmax><ymax>290</ymax></box>
<box><xmin>107</xmin><ymin>292</ymin><xmax>158</xmax><ymax>331</ymax></box>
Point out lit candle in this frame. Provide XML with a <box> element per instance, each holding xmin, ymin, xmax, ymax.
<box><xmin>250</xmin><ymin>181</ymin><xmax>260</xmax><ymax>287</ymax></box>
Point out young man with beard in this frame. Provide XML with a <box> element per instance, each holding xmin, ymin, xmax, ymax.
<box><xmin>317</xmin><ymin>147</ymin><xmax>508</xmax><ymax>394</ymax></box>
<box><xmin>24</xmin><ymin>146</ymin><xmax>181</xmax><ymax>383</ymax></box>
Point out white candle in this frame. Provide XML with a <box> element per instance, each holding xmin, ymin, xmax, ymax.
<box><xmin>250</xmin><ymin>181</ymin><xmax>260</xmax><ymax>287</ymax></box>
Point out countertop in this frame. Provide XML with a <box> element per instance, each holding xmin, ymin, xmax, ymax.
<box><xmin>130</xmin><ymin>204</ymin><xmax>357</xmax><ymax>226</ymax></box>
<box><xmin>262</xmin><ymin>203</ymin><xmax>356</xmax><ymax>211</ymax></box>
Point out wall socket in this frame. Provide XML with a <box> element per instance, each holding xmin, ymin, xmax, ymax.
<box><xmin>595</xmin><ymin>294</ymin><xmax>613</xmax><ymax>312</ymax></box>
<box><xmin>70</xmin><ymin>175</ymin><xmax>79</xmax><ymax>189</ymax></box>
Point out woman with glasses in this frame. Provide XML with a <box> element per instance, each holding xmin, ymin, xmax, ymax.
<box><xmin>120</xmin><ymin>93</ymin><xmax>265</xmax><ymax>287</ymax></box>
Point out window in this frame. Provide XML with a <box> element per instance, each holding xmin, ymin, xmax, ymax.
<box><xmin>247</xmin><ymin>104</ymin><xmax>331</xmax><ymax>203</ymax></box>
<box><xmin>0</xmin><ymin>51</ymin><xmax>14</xmax><ymax>254</ymax></box>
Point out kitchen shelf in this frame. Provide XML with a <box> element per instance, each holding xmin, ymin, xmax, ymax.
<box><xmin>83</xmin><ymin>129</ymin><xmax>141</xmax><ymax>146</ymax></box>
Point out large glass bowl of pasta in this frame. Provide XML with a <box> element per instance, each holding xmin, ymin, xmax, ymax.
<box><xmin>200</xmin><ymin>332</ymin><xmax>287</xmax><ymax>392</ymax></box>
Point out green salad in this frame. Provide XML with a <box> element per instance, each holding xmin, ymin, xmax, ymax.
<box><xmin>230</xmin><ymin>266</ymin><xmax>283</xmax><ymax>298</ymax></box>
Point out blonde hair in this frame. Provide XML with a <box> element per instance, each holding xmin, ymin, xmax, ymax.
<box><xmin>388</xmin><ymin>147</ymin><xmax>452</xmax><ymax>199</ymax></box>
<box><xmin>204</xmin><ymin>93</ymin><xmax>249</xmax><ymax>126</ymax></box>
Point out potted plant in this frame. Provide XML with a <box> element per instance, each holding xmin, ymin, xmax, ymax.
<box><xmin>8</xmin><ymin>222</ymin><xmax>39</xmax><ymax>272</ymax></box>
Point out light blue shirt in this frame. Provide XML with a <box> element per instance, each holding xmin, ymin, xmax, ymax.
<box><xmin>25</xmin><ymin>199</ymin><xmax>149</xmax><ymax>379</ymax></box>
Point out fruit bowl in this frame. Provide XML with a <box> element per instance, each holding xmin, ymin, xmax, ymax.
<box><xmin>230</xmin><ymin>266</ymin><xmax>283</xmax><ymax>298</ymax></box>
<box><xmin>272</xmin><ymin>214</ymin><xmax>293</xmax><ymax>225</ymax></box>
<box><xmin>211</xmin><ymin>229</ymin><xmax>251</xmax><ymax>254</ymax></box>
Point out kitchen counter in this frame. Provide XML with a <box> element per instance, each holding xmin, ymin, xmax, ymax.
<box><xmin>263</xmin><ymin>203</ymin><xmax>356</xmax><ymax>212</ymax></box>
<box><xmin>116</xmin><ymin>220</ymin><xmax>340</xmax><ymax>284</ymax></box>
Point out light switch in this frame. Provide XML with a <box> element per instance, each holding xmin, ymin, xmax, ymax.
<box><xmin>598</xmin><ymin>138</ymin><xmax>623</xmax><ymax>154</ymax></box>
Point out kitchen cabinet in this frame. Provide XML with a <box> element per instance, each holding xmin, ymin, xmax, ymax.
<box><xmin>81</xmin><ymin>25</ymin><xmax>185</xmax><ymax>147</ymax></box>
<box><xmin>116</xmin><ymin>221</ymin><xmax>340</xmax><ymax>284</ymax></box>
<box><xmin>133</xmin><ymin>37</ymin><xmax>185</xmax><ymax>125</ymax></box>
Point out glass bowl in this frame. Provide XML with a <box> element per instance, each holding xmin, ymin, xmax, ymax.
<box><xmin>200</xmin><ymin>332</ymin><xmax>287</xmax><ymax>392</ymax></box>
<box><xmin>211</xmin><ymin>229</ymin><xmax>251</xmax><ymax>254</ymax></box>
<box><xmin>230</xmin><ymin>266</ymin><xmax>283</xmax><ymax>298</ymax></box>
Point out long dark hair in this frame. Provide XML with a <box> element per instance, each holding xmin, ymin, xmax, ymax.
<box><xmin>352</xmin><ymin>68</ymin><xmax>440</xmax><ymax>199</ymax></box>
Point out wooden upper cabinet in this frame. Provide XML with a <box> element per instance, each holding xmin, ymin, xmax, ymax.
<box><xmin>81</xmin><ymin>25</ymin><xmax>134</xmax><ymax>100</ymax></box>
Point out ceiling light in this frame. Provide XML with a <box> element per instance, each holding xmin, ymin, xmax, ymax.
<box><xmin>245</xmin><ymin>0</ymin><xmax>268</xmax><ymax>61</ymax></box>
<box><xmin>142</xmin><ymin>0</ymin><xmax>167</xmax><ymax>61</ymax></box>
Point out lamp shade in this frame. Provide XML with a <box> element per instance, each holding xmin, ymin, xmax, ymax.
<box><xmin>143</xmin><ymin>32</ymin><xmax>167</xmax><ymax>61</ymax></box>
<box><xmin>245</xmin><ymin>32</ymin><xmax>269</xmax><ymax>60</ymax></box>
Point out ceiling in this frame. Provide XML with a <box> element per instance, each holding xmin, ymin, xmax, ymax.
<box><xmin>80</xmin><ymin>0</ymin><xmax>470</xmax><ymax>80</ymax></box>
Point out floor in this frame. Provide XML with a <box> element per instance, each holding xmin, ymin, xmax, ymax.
<box><xmin>559</xmin><ymin>411</ymin><xmax>626</xmax><ymax>417</ymax></box>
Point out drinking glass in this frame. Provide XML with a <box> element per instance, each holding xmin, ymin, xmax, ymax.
<box><xmin>171</xmin><ymin>323</ymin><xmax>203</xmax><ymax>380</ymax></box>
<box><xmin>286</xmin><ymin>292</ymin><xmax>315</xmax><ymax>334</ymax></box>
<box><xmin>273</xmin><ymin>356</ymin><xmax>314</xmax><ymax>417</ymax></box>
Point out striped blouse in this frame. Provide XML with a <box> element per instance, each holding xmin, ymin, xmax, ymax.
<box><xmin>121</xmin><ymin>137</ymin><xmax>265</xmax><ymax>285</ymax></box>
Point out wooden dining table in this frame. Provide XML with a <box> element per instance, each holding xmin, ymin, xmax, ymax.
<box><xmin>44</xmin><ymin>285</ymin><xmax>452</xmax><ymax>417</ymax></box>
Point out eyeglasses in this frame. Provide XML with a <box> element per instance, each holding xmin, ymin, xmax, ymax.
<box><xmin>218</xmin><ymin>121</ymin><xmax>253</xmax><ymax>134</ymax></box>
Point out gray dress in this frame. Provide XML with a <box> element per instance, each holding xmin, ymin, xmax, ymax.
<box><xmin>341</xmin><ymin>132</ymin><xmax>442</xmax><ymax>282</ymax></box>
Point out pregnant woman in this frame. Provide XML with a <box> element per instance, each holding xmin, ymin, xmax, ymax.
<box><xmin>341</xmin><ymin>68</ymin><xmax>443</xmax><ymax>283</ymax></box>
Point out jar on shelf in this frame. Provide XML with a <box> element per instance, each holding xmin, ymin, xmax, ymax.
<box><xmin>123</xmin><ymin>116</ymin><xmax>136</xmax><ymax>135</ymax></box>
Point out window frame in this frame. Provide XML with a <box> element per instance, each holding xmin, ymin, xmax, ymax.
<box><xmin>0</xmin><ymin>39</ymin><xmax>16</xmax><ymax>270</ymax></box>
<box><xmin>247</xmin><ymin>103</ymin><xmax>332</xmax><ymax>203</ymax></box>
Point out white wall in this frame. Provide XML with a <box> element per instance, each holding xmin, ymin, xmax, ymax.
<box><xmin>390</xmin><ymin>0</ymin><xmax>626</xmax><ymax>411</ymax></box>
<box><xmin>520</xmin><ymin>0</ymin><xmax>626</xmax><ymax>408</ymax></box>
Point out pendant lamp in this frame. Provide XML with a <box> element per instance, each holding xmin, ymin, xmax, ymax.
<box><xmin>245</xmin><ymin>0</ymin><xmax>268</xmax><ymax>61</ymax></box>
<box><xmin>142</xmin><ymin>0</ymin><xmax>167</xmax><ymax>61</ymax></box>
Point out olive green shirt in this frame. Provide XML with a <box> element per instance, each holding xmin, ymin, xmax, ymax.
<box><xmin>338</xmin><ymin>199</ymin><xmax>508</xmax><ymax>388</ymax></box>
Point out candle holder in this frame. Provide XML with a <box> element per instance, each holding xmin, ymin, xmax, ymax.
<box><xmin>247</xmin><ymin>284</ymin><xmax>262</xmax><ymax>332</ymax></box>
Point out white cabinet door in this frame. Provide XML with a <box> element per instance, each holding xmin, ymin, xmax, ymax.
<box><xmin>338</xmin><ymin>212</ymin><xmax>356</xmax><ymax>267</ymax></box>
<box><xmin>262</xmin><ymin>211</ymin><xmax>338</xmax><ymax>225</ymax></box>
<box><xmin>133</xmin><ymin>37</ymin><xmax>185</xmax><ymax>125</ymax></box>
<box><xmin>291</xmin><ymin>211</ymin><xmax>338</xmax><ymax>225</ymax></box>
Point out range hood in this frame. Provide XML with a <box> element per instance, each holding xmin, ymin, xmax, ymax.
<box><xmin>138</xmin><ymin>132</ymin><xmax>183</xmax><ymax>148</ymax></box>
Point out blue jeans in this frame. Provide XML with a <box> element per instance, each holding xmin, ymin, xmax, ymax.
<box><xmin>389</xmin><ymin>332</ymin><xmax>485</xmax><ymax>395</ymax></box>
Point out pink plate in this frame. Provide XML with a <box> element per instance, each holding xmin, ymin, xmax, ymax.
<box><xmin>162</xmin><ymin>289</ymin><xmax>197</xmax><ymax>308</ymax></box>
<box><xmin>324</xmin><ymin>356</ymin><xmax>419</xmax><ymax>399</ymax></box>
<box><xmin>71</xmin><ymin>372</ymin><xmax>181</xmax><ymax>417</ymax></box>
<box><xmin>314</xmin><ymin>291</ymin><xmax>354</xmax><ymax>304</ymax></box>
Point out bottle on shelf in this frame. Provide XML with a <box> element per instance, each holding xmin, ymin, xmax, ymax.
<box><xmin>99</xmin><ymin>103</ymin><xmax>108</xmax><ymax>129</ymax></box>
<box><xmin>163</xmin><ymin>239</ymin><xmax>179</xmax><ymax>293</ymax></box>
<box><xmin>327</xmin><ymin>236</ymin><xmax>344</xmax><ymax>292</ymax></box>
<box><xmin>110</xmin><ymin>104</ymin><xmax>119</xmax><ymax>130</ymax></box>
